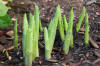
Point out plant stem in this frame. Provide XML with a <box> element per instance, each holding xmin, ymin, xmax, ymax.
<box><xmin>85</xmin><ymin>13</ymin><xmax>89</xmax><ymax>46</ymax></box>
<box><xmin>14</xmin><ymin>19</ymin><xmax>18</xmax><ymax>50</ymax></box>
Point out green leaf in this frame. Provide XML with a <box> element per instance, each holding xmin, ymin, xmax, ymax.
<box><xmin>0</xmin><ymin>2</ymin><xmax>8</xmax><ymax>16</ymax></box>
<box><xmin>0</xmin><ymin>14</ymin><xmax>12</xmax><ymax>28</ymax></box>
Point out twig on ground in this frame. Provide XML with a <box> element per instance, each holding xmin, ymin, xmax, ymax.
<box><xmin>3</xmin><ymin>43</ymin><xmax>20</xmax><ymax>52</ymax></box>
<box><xmin>89</xmin><ymin>37</ymin><xmax>99</xmax><ymax>48</ymax></box>
<box><xmin>93</xmin><ymin>58</ymin><xmax>100</xmax><ymax>65</ymax></box>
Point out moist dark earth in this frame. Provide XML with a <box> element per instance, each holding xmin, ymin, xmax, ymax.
<box><xmin>0</xmin><ymin>0</ymin><xmax>100</xmax><ymax>66</ymax></box>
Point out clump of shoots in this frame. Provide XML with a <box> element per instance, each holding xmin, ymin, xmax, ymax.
<box><xmin>44</xmin><ymin>5</ymin><xmax>60</xmax><ymax>60</ymax></box>
<box><xmin>76</xmin><ymin>7</ymin><xmax>86</xmax><ymax>32</ymax></box>
<box><xmin>23</xmin><ymin>13</ymin><xmax>34</xmax><ymax>66</ymax></box>
<box><xmin>22</xmin><ymin>5</ymin><xmax>41</xmax><ymax>66</ymax></box>
<box><xmin>63</xmin><ymin>8</ymin><xmax>74</xmax><ymax>54</ymax></box>
<box><xmin>14</xmin><ymin>19</ymin><xmax>18</xmax><ymax>50</ymax></box>
<box><xmin>85</xmin><ymin>13</ymin><xmax>89</xmax><ymax>46</ymax></box>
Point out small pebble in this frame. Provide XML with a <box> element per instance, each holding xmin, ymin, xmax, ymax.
<box><xmin>6</xmin><ymin>30</ymin><xmax>14</xmax><ymax>37</ymax></box>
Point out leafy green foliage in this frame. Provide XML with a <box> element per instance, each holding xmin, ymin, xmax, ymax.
<box><xmin>44</xmin><ymin>5</ymin><xmax>60</xmax><ymax>60</ymax></box>
<box><xmin>0</xmin><ymin>2</ymin><xmax>8</xmax><ymax>16</ymax></box>
<box><xmin>0</xmin><ymin>2</ymin><xmax>12</xmax><ymax>28</ymax></box>
<box><xmin>76</xmin><ymin>7</ymin><xmax>86</xmax><ymax>32</ymax></box>
<box><xmin>14</xmin><ymin>19</ymin><xmax>18</xmax><ymax>50</ymax></box>
<box><xmin>85</xmin><ymin>13</ymin><xmax>89</xmax><ymax>46</ymax></box>
<box><xmin>0</xmin><ymin>14</ymin><xmax>12</xmax><ymax>28</ymax></box>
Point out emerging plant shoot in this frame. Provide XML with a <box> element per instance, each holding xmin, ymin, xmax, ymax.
<box><xmin>14</xmin><ymin>19</ymin><xmax>18</xmax><ymax>50</ymax></box>
<box><xmin>44</xmin><ymin>5</ymin><xmax>60</xmax><ymax>60</ymax></box>
<box><xmin>58</xmin><ymin>6</ymin><xmax>65</xmax><ymax>41</ymax></box>
<box><xmin>85</xmin><ymin>13</ymin><xmax>89</xmax><ymax>46</ymax></box>
<box><xmin>63</xmin><ymin>8</ymin><xmax>74</xmax><ymax>54</ymax></box>
<box><xmin>22</xmin><ymin>5</ymin><xmax>41</xmax><ymax>66</ymax></box>
<box><xmin>76</xmin><ymin>7</ymin><xmax>86</xmax><ymax>32</ymax></box>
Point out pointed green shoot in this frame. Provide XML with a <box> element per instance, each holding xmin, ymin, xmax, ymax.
<box><xmin>33</xmin><ymin>5</ymin><xmax>40</xmax><ymax>57</ymax></box>
<box><xmin>22</xmin><ymin>13</ymin><xmax>34</xmax><ymax>66</ymax></box>
<box><xmin>22</xmin><ymin>13</ymin><xmax>28</xmax><ymax>57</ymax></box>
<box><xmin>64</xmin><ymin>15</ymin><xmax>68</xmax><ymax>32</ymax></box>
<box><xmin>14</xmin><ymin>19</ymin><xmax>18</xmax><ymax>50</ymax></box>
<box><xmin>44</xmin><ymin>5</ymin><xmax>60</xmax><ymax>60</ymax></box>
<box><xmin>63</xmin><ymin>8</ymin><xmax>74</xmax><ymax>54</ymax></box>
<box><xmin>76</xmin><ymin>7</ymin><xmax>86</xmax><ymax>32</ymax></box>
<box><xmin>25</xmin><ymin>28</ymin><xmax>33</xmax><ymax>66</ymax></box>
<box><xmin>85</xmin><ymin>13</ymin><xmax>89</xmax><ymax>46</ymax></box>
<box><xmin>68</xmin><ymin>8</ymin><xmax>74</xmax><ymax>47</ymax></box>
<box><xmin>39</xmin><ymin>19</ymin><xmax>43</xmax><ymax>32</ymax></box>
<box><xmin>58</xmin><ymin>5</ymin><xmax>65</xmax><ymax>41</ymax></box>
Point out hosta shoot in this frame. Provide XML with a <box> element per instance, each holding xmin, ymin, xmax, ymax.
<box><xmin>33</xmin><ymin>5</ymin><xmax>40</xmax><ymax>57</ymax></box>
<box><xmin>76</xmin><ymin>7</ymin><xmax>86</xmax><ymax>32</ymax></box>
<box><xmin>85</xmin><ymin>13</ymin><xmax>89</xmax><ymax>46</ymax></box>
<box><xmin>44</xmin><ymin>5</ymin><xmax>60</xmax><ymax>60</ymax></box>
<box><xmin>22</xmin><ymin>13</ymin><xmax>28</xmax><ymax>57</ymax></box>
<box><xmin>63</xmin><ymin>8</ymin><xmax>74</xmax><ymax>54</ymax></box>
<box><xmin>22</xmin><ymin>5</ymin><xmax>40</xmax><ymax>66</ymax></box>
<box><xmin>14</xmin><ymin>19</ymin><xmax>18</xmax><ymax>50</ymax></box>
<box><xmin>22</xmin><ymin>13</ymin><xmax>33</xmax><ymax>66</ymax></box>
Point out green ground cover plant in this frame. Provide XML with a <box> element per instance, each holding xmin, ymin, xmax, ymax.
<box><xmin>0</xmin><ymin>2</ymin><xmax>12</xmax><ymax>28</ymax></box>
